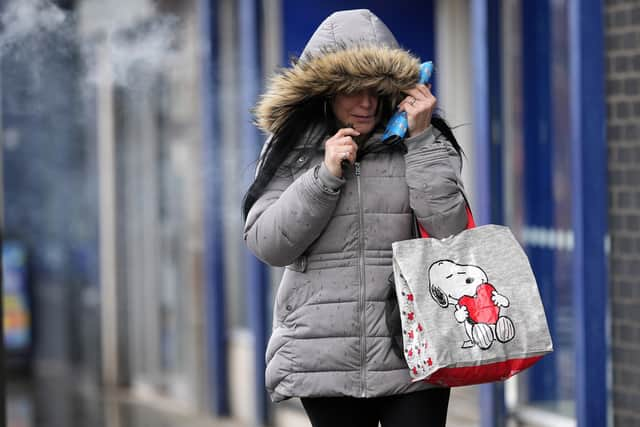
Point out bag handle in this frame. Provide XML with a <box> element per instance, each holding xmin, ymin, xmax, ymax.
<box><xmin>417</xmin><ymin>204</ymin><xmax>476</xmax><ymax>238</ymax></box>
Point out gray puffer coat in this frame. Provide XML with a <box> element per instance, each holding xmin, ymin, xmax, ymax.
<box><xmin>244</xmin><ymin>9</ymin><xmax>469</xmax><ymax>402</ymax></box>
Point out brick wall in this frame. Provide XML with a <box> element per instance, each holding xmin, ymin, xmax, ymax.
<box><xmin>606</xmin><ymin>1</ymin><xmax>640</xmax><ymax>425</ymax></box>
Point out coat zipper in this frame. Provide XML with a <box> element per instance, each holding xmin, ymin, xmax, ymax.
<box><xmin>355</xmin><ymin>161</ymin><xmax>367</xmax><ymax>397</ymax></box>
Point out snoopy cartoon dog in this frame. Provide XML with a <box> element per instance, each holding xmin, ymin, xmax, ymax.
<box><xmin>428</xmin><ymin>260</ymin><xmax>515</xmax><ymax>350</ymax></box>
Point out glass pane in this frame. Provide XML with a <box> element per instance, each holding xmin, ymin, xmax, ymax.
<box><xmin>117</xmin><ymin>66</ymin><xmax>201</xmax><ymax>402</ymax></box>
<box><xmin>220</xmin><ymin>2</ymin><xmax>248</xmax><ymax>328</ymax></box>
<box><xmin>541</xmin><ymin>0</ymin><xmax>575</xmax><ymax>415</ymax></box>
<box><xmin>502</xmin><ymin>0</ymin><xmax>575</xmax><ymax>418</ymax></box>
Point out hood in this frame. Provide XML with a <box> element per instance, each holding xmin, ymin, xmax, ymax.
<box><xmin>254</xmin><ymin>9</ymin><xmax>421</xmax><ymax>135</ymax></box>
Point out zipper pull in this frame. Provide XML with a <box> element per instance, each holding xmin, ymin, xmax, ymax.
<box><xmin>355</xmin><ymin>162</ymin><xmax>361</xmax><ymax>176</ymax></box>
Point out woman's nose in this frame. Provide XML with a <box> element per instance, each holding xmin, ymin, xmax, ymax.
<box><xmin>358</xmin><ymin>91</ymin><xmax>376</xmax><ymax>107</ymax></box>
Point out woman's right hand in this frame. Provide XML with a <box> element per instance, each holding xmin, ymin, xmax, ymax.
<box><xmin>324</xmin><ymin>127</ymin><xmax>360</xmax><ymax>177</ymax></box>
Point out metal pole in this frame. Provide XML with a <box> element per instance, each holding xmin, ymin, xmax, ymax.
<box><xmin>239</xmin><ymin>0</ymin><xmax>269</xmax><ymax>423</ymax></box>
<box><xmin>96</xmin><ymin>39</ymin><xmax>119</xmax><ymax>387</ymax></box>
<box><xmin>521</xmin><ymin>0</ymin><xmax>557</xmax><ymax>404</ymax></box>
<box><xmin>0</xmin><ymin>0</ymin><xmax>6</xmax><ymax>421</ymax></box>
<box><xmin>472</xmin><ymin>1</ymin><xmax>507</xmax><ymax>426</ymax></box>
<box><xmin>199</xmin><ymin>0</ymin><xmax>229</xmax><ymax>416</ymax></box>
<box><xmin>568</xmin><ymin>0</ymin><xmax>607</xmax><ymax>425</ymax></box>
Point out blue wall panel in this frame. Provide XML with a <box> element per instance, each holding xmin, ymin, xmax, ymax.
<box><xmin>199</xmin><ymin>0</ymin><xmax>230</xmax><ymax>416</ymax></box>
<box><xmin>239</xmin><ymin>0</ymin><xmax>270</xmax><ymax>424</ymax></box>
<box><xmin>472</xmin><ymin>1</ymin><xmax>507</xmax><ymax>426</ymax></box>
<box><xmin>568</xmin><ymin>0</ymin><xmax>607</xmax><ymax>426</ymax></box>
<box><xmin>521</xmin><ymin>0</ymin><xmax>558</xmax><ymax>403</ymax></box>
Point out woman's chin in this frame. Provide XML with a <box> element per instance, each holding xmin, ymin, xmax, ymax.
<box><xmin>336</xmin><ymin>118</ymin><xmax>376</xmax><ymax>135</ymax></box>
<box><xmin>352</xmin><ymin>122</ymin><xmax>375</xmax><ymax>134</ymax></box>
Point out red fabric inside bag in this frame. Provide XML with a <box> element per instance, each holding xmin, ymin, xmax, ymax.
<box><xmin>417</xmin><ymin>204</ymin><xmax>476</xmax><ymax>238</ymax></box>
<box><xmin>425</xmin><ymin>356</ymin><xmax>544</xmax><ymax>387</ymax></box>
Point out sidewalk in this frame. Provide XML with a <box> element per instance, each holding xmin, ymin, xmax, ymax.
<box><xmin>7</xmin><ymin>375</ymin><xmax>479</xmax><ymax>427</ymax></box>
<box><xmin>6</xmin><ymin>376</ymin><xmax>243</xmax><ymax>427</ymax></box>
<box><xmin>448</xmin><ymin>386</ymin><xmax>480</xmax><ymax>427</ymax></box>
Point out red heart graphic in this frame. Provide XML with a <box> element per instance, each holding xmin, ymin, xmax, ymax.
<box><xmin>458</xmin><ymin>283</ymin><xmax>499</xmax><ymax>324</ymax></box>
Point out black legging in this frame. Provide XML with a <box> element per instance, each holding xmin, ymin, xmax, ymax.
<box><xmin>300</xmin><ymin>387</ymin><xmax>451</xmax><ymax>427</ymax></box>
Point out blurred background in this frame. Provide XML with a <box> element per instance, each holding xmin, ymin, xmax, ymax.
<box><xmin>0</xmin><ymin>0</ymin><xmax>624</xmax><ymax>426</ymax></box>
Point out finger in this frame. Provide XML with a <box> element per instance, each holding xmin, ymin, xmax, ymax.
<box><xmin>407</xmin><ymin>86</ymin><xmax>436</xmax><ymax>104</ymax></box>
<box><xmin>332</xmin><ymin>139</ymin><xmax>359</xmax><ymax>152</ymax></box>
<box><xmin>336</xmin><ymin>150</ymin><xmax>354</xmax><ymax>164</ymax></box>
<box><xmin>403</xmin><ymin>93</ymin><xmax>436</xmax><ymax>114</ymax></box>
<box><xmin>414</xmin><ymin>84</ymin><xmax>431</xmax><ymax>98</ymax></box>
<box><xmin>400</xmin><ymin>101</ymin><xmax>418</xmax><ymax>114</ymax></box>
<box><xmin>398</xmin><ymin>96</ymin><xmax>416</xmax><ymax>111</ymax></box>
<box><xmin>343</xmin><ymin>140</ymin><xmax>359</xmax><ymax>155</ymax></box>
<box><xmin>327</xmin><ymin>136</ymin><xmax>355</xmax><ymax>147</ymax></box>
<box><xmin>335</xmin><ymin>136</ymin><xmax>356</xmax><ymax>146</ymax></box>
<box><xmin>404</xmin><ymin>94</ymin><xmax>419</xmax><ymax>105</ymax></box>
<box><xmin>333</xmin><ymin>143</ymin><xmax>357</xmax><ymax>157</ymax></box>
<box><xmin>404</xmin><ymin>88</ymin><xmax>426</xmax><ymax>101</ymax></box>
<box><xmin>336</xmin><ymin>127</ymin><xmax>361</xmax><ymax>137</ymax></box>
<box><xmin>327</xmin><ymin>134</ymin><xmax>359</xmax><ymax>147</ymax></box>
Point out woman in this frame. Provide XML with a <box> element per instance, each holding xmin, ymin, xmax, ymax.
<box><xmin>243</xmin><ymin>9</ymin><xmax>469</xmax><ymax>427</ymax></box>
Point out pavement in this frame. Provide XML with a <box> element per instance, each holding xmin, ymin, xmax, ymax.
<box><xmin>448</xmin><ymin>386</ymin><xmax>480</xmax><ymax>426</ymax></box>
<box><xmin>6</xmin><ymin>375</ymin><xmax>240</xmax><ymax>427</ymax></box>
<box><xmin>7</xmin><ymin>375</ymin><xmax>480</xmax><ymax>427</ymax></box>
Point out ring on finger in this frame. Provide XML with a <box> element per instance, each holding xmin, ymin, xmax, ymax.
<box><xmin>409</xmin><ymin>97</ymin><xmax>417</xmax><ymax>106</ymax></box>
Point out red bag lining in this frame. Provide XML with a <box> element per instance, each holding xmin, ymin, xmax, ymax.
<box><xmin>417</xmin><ymin>204</ymin><xmax>476</xmax><ymax>238</ymax></box>
<box><xmin>425</xmin><ymin>356</ymin><xmax>543</xmax><ymax>387</ymax></box>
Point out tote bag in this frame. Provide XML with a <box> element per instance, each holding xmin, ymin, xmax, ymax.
<box><xmin>392</xmin><ymin>213</ymin><xmax>553</xmax><ymax>386</ymax></box>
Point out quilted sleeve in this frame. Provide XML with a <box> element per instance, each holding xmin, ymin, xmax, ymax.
<box><xmin>404</xmin><ymin>126</ymin><xmax>469</xmax><ymax>239</ymax></box>
<box><xmin>243</xmin><ymin>162</ymin><xmax>345</xmax><ymax>266</ymax></box>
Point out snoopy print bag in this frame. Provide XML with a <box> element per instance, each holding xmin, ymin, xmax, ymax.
<box><xmin>391</xmin><ymin>209</ymin><xmax>553</xmax><ymax>386</ymax></box>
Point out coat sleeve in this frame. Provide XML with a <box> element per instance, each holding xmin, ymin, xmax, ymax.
<box><xmin>404</xmin><ymin>125</ymin><xmax>469</xmax><ymax>239</ymax></box>
<box><xmin>243</xmin><ymin>162</ymin><xmax>345</xmax><ymax>266</ymax></box>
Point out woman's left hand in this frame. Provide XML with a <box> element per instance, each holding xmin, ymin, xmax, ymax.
<box><xmin>398</xmin><ymin>84</ymin><xmax>436</xmax><ymax>137</ymax></box>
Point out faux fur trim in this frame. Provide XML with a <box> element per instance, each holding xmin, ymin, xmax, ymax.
<box><xmin>254</xmin><ymin>45</ymin><xmax>421</xmax><ymax>135</ymax></box>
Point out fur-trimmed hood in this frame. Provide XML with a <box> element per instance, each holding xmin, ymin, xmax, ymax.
<box><xmin>254</xmin><ymin>9</ymin><xmax>422</xmax><ymax>135</ymax></box>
